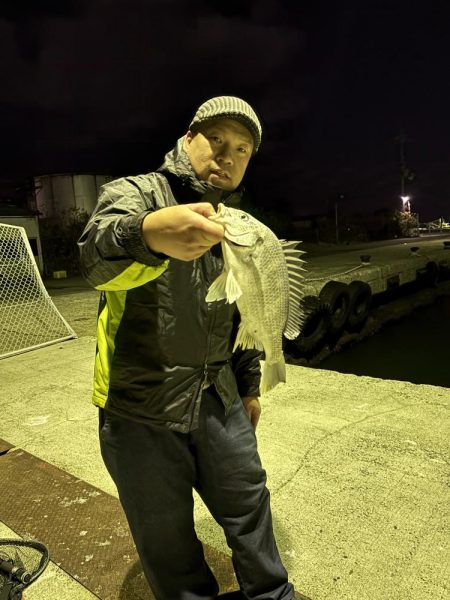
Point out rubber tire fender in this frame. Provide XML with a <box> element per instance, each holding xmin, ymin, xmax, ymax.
<box><xmin>318</xmin><ymin>280</ymin><xmax>351</xmax><ymax>335</ymax></box>
<box><xmin>425</xmin><ymin>261</ymin><xmax>439</xmax><ymax>287</ymax></box>
<box><xmin>346</xmin><ymin>280</ymin><xmax>372</xmax><ymax>332</ymax></box>
<box><xmin>416</xmin><ymin>260</ymin><xmax>440</xmax><ymax>288</ymax></box>
<box><xmin>287</xmin><ymin>295</ymin><xmax>330</xmax><ymax>356</ymax></box>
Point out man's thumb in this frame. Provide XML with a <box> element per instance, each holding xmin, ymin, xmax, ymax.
<box><xmin>187</xmin><ymin>203</ymin><xmax>216</xmax><ymax>218</ymax></box>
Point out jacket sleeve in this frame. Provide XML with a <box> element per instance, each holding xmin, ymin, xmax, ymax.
<box><xmin>78</xmin><ymin>176</ymin><xmax>169</xmax><ymax>291</ymax></box>
<box><xmin>230</xmin><ymin>311</ymin><xmax>262</xmax><ymax>397</ymax></box>
<box><xmin>232</xmin><ymin>347</ymin><xmax>262</xmax><ymax>398</ymax></box>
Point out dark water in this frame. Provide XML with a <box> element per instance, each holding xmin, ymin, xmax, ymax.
<box><xmin>318</xmin><ymin>295</ymin><xmax>450</xmax><ymax>388</ymax></box>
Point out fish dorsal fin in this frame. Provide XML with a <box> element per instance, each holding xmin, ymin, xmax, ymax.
<box><xmin>281</xmin><ymin>240</ymin><xmax>307</xmax><ymax>340</ymax></box>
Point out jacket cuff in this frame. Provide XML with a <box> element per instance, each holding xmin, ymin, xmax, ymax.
<box><xmin>120</xmin><ymin>211</ymin><xmax>168</xmax><ymax>267</ymax></box>
<box><xmin>238</xmin><ymin>382</ymin><xmax>261</xmax><ymax>398</ymax></box>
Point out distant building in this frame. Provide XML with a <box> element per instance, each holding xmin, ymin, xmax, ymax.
<box><xmin>290</xmin><ymin>213</ymin><xmax>328</xmax><ymax>242</ymax></box>
<box><xmin>0</xmin><ymin>208</ymin><xmax>44</xmax><ymax>273</ymax></box>
<box><xmin>34</xmin><ymin>174</ymin><xmax>112</xmax><ymax>220</ymax></box>
<box><xmin>291</xmin><ymin>213</ymin><xmax>328</xmax><ymax>230</ymax></box>
<box><xmin>0</xmin><ymin>174</ymin><xmax>113</xmax><ymax>276</ymax></box>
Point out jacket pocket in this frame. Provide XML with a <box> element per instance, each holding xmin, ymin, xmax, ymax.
<box><xmin>213</xmin><ymin>364</ymin><xmax>239</xmax><ymax>414</ymax></box>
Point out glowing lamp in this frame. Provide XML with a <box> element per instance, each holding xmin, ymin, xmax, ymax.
<box><xmin>401</xmin><ymin>195</ymin><xmax>411</xmax><ymax>212</ymax></box>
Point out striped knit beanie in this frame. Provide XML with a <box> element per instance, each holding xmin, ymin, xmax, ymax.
<box><xmin>189</xmin><ymin>96</ymin><xmax>262</xmax><ymax>153</ymax></box>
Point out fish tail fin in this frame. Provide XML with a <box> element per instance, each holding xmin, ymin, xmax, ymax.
<box><xmin>260</xmin><ymin>358</ymin><xmax>286</xmax><ymax>394</ymax></box>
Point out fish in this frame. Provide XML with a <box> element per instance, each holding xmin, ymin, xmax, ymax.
<box><xmin>206</xmin><ymin>203</ymin><xmax>306</xmax><ymax>394</ymax></box>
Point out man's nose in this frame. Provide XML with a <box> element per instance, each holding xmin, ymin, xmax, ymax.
<box><xmin>216</xmin><ymin>144</ymin><xmax>233</xmax><ymax>164</ymax></box>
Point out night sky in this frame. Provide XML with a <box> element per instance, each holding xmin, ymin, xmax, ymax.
<box><xmin>1</xmin><ymin>0</ymin><xmax>449</xmax><ymax>220</ymax></box>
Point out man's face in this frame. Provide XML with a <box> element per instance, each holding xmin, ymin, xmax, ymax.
<box><xmin>184</xmin><ymin>118</ymin><xmax>254</xmax><ymax>191</ymax></box>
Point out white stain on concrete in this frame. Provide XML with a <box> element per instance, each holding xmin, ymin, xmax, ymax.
<box><xmin>25</xmin><ymin>415</ymin><xmax>51</xmax><ymax>426</ymax></box>
<box><xmin>60</xmin><ymin>497</ymin><xmax>88</xmax><ymax>507</ymax></box>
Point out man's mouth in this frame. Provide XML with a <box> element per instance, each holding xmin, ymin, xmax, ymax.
<box><xmin>210</xmin><ymin>169</ymin><xmax>230</xmax><ymax>180</ymax></box>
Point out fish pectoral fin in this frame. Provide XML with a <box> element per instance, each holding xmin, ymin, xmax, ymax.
<box><xmin>225</xmin><ymin>269</ymin><xmax>242</xmax><ymax>303</ymax></box>
<box><xmin>206</xmin><ymin>269</ymin><xmax>242</xmax><ymax>304</ymax></box>
<box><xmin>233</xmin><ymin>321</ymin><xmax>263</xmax><ymax>352</ymax></box>
<box><xmin>260</xmin><ymin>359</ymin><xmax>286</xmax><ymax>394</ymax></box>
<box><xmin>206</xmin><ymin>271</ymin><xmax>228</xmax><ymax>302</ymax></box>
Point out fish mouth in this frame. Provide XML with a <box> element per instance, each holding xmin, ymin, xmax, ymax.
<box><xmin>225</xmin><ymin>235</ymin><xmax>254</xmax><ymax>249</ymax></box>
<box><xmin>227</xmin><ymin>239</ymin><xmax>248</xmax><ymax>247</ymax></box>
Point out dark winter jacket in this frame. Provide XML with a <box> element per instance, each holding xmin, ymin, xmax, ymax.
<box><xmin>78</xmin><ymin>137</ymin><xmax>261</xmax><ymax>432</ymax></box>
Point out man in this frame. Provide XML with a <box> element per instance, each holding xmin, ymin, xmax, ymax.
<box><xmin>78</xmin><ymin>96</ymin><xmax>295</xmax><ymax>600</ymax></box>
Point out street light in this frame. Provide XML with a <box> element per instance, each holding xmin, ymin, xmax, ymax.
<box><xmin>400</xmin><ymin>195</ymin><xmax>411</xmax><ymax>213</ymax></box>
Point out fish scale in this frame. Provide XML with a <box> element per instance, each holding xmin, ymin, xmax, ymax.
<box><xmin>206</xmin><ymin>204</ymin><xmax>306</xmax><ymax>394</ymax></box>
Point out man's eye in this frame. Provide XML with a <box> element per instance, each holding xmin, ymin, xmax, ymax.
<box><xmin>211</xmin><ymin>136</ymin><xmax>222</xmax><ymax>143</ymax></box>
<box><xmin>238</xmin><ymin>147</ymin><xmax>248</xmax><ymax>154</ymax></box>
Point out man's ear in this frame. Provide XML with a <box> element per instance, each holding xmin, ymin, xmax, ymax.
<box><xmin>184</xmin><ymin>130</ymin><xmax>194</xmax><ymax>149</ymax></box>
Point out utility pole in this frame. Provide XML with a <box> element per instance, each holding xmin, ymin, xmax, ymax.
<box><xmin>400</xmin><ymin>132</ymin><xmax>406</xmax><ymax>196</ymax></box>
<box><xmin>335</xmin><ymin>194</ymin><xmax>344</xmax><ymax>245</ymax></box>
<box><xmin>395</xmin><ymin>131</ymin><xmax>420</xmax><ymax>236</ymax></box>
<box><xmin>396</xmin><ymin>130</ymin><xmax>408</xmax><ymax>197</ymax></box>
<box><xmin>395</xmin><ymin>130</ymin><xmax>415</xmax><ymax>203</ymax></box>
<box><xmin>335</xmin><ymin>198</ymin><xmax>339</xmax><ymax>244</ymax></box>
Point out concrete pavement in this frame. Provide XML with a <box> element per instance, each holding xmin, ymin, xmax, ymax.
<box><xmin>301</xmin><ymin>236</ymin><xmax>450</xmax><ymax>296</ymax></box>
<box><xmin>1</xmin><ymin>238</ymin><xmax>449</xmax><ymax>599</ymax></box>
<box><xmin>1</xmin><ymin>337</ymin><xmax>449</xmax><ymax>599</ymax></box>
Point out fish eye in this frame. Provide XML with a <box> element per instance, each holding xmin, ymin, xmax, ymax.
<box><xmin>240</xmin><ymin>214</ymin><xmax>248</xmax><ymax>220</ymax></box>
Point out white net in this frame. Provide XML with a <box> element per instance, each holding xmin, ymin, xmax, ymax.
<box><xmin>0</xmin><ymin>223</ymin><xmax>76</xmax><ymax>359</ymax></box>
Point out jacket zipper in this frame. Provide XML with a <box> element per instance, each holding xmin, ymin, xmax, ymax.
<box><xmin>188</xmin><ymin>261</ymin><xmax>219</xmax><ymax>429</ymax></box>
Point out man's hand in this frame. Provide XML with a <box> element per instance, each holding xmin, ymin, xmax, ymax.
<box><xmin>142</xmin><ymin>203</ymin><xmax>224</xmax><ymax>261</ymax></box>
<box><xmin>242</xmin><ymin>396</ymin><xmax>261</xmax><ymax>430</ymax></box>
